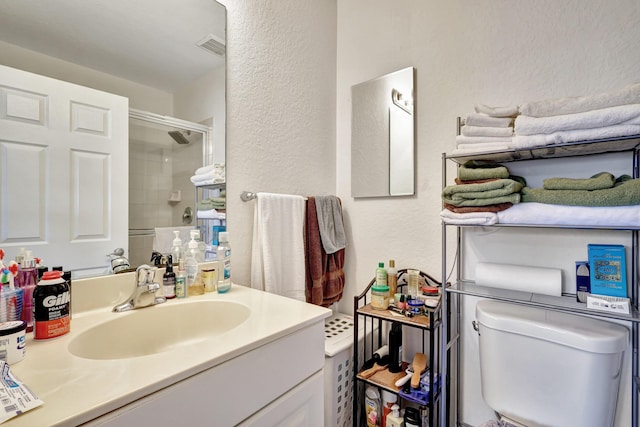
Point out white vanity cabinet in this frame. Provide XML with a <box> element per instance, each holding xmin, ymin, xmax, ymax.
<box><xmin>82</xmin><ymin>321</ymin><xmax>325</xmax><ymax>427</ymax></box>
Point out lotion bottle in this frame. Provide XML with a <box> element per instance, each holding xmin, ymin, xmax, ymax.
<box><xmin>386</xmin><ymin>404</ymin><xmax>404</xmax><ymax>427</ymax></box>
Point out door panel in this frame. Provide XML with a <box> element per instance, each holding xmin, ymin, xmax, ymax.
<box><xmin>0</xmin><ymin>64</ymin><xmax>128</xmax><ymax>276</ymax></box>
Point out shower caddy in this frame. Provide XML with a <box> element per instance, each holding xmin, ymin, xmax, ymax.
<box><xmin>352</xmin><ymin>269</ymin><xmax>443</xmax><ymax>427</ymax></box>
<box><xmin>440</xmin><ymin>128</ymin><xmax>640</xmax><ymax>427</ymax></box>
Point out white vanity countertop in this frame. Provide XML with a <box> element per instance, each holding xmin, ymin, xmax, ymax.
<box><xmin>6</xmin><ymin>283</ymin><xmax>331</xmax><ymax>426</ymax></box>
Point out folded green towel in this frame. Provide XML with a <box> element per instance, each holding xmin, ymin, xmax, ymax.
<box><xmin>197</xmin><ymin>197</ymin><xmax>226</xmax><ymax>210</ymax></box>
<box><xmin>543</xmin><ymin>172</ymin><xmax>615</xmax><ymax>190</ymax></box>
<box><xmin>522</xmin><ymin>175</ymin><xmax>640</xmax><ymax>206</ymax></box>
<box><xmin>442</xmin><ymin>178</ymin><xmax>524</xmax><ymax>207</ymax></box>
<box><xmin>458</xmin><ymin>160</ymin><xmax>510</xmax><ymax>181</ymax></box>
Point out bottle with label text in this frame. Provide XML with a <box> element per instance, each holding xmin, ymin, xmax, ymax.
<box><xmin>34</xmin><ymin>270</ymin><xmax>70</xmax><ymax>340</ymax></box>
<box><xmin>376</xmin><ymin>262</ymin><xmax>387</xmax><ymax>286</ymax></box>
<box><xmin>387</xmin><ymin>259</ymin><xmax>398</xmax><ymax>298</ymax></box>
<box><xmin>163</xmin><ymin>255</ymin><xmax>176</xmax><ymax>299</ymax></box>
<box><xmin>16</xmin><ymin>250</ymin><xmax>38</xmax><ymax>332</ymax></box>
<box><xmin>217</xmin><ymin>232</ymin><xmax>231</xmax><ymax>293</ymax></box>
<box><xmin>175</xmin><ymin>259</ymin><xmax>187</xmax><ymax>298</ymax></box>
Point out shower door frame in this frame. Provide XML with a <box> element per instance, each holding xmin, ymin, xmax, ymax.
<box><xmin>128</xmin><ymin>108</ymin><xmax>214</xmax><ymax>264</ymax></box>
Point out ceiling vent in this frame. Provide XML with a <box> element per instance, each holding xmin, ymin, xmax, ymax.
<box><xmin>197</xmin><ymin>34</ymin><xmax>226</xmax><ymax>56</ymax></box>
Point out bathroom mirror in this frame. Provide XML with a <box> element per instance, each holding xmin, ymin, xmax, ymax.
<box><xmin>351</xmin><ymin>67</ymin><xmax>415</xmax><ymax>198</ymax></box>
<box><xmin>0</xmin><ymin>0</ymin><xmax>226</xmax><ymax>278</ymax></box>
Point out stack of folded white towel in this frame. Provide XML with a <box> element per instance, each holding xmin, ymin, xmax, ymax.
<box><xmin>514</xmin><ymin>83</ymin><xmax>640</xmax><ymax>149</ymax></box>
<box><xmin>190</xmin><ymin>163</ymin><xmax>225</xmax><ymax>186</ymax></box>
<box><xmin>453</xmin><ymin>104</ymin><xmax>517</xmax><ymax>155</ymax></box>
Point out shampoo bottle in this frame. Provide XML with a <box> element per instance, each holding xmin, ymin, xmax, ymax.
<box><xmin>216</xmin><ymin>232</ymin><xmax>231</xmax><ymax>293</ymax></box>
<box><xmin>387</xmin><ymin>259</ymin><xmax>398</xmax><ymax>298</ymax></box>
<box><xmin>163</xmin><ymin>255</ymin><xmax>176</xmax><ymax>299</ymax></box>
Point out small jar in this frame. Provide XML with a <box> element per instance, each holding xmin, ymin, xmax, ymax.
<box><xmin>407</xmin><ymin>298</ymin><xmax>424</xmax><ymax>315</ymax></box>
<box><xmin>371</xmin><ymin>284</ymin><xmax>390</xmax><ymax>310</ymax></box>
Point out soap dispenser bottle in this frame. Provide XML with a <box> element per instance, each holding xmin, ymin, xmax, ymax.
<box><xmin>185</xmin><ymin>233</ymin><xmax>204</xmax><ymax>296</ymax></box>
<box><xmin>386</xmin><ymin>404</ymin><xmax>404</xmax><ymax>427</ymax></box>
<box><xmin>171</xmin><ymin>231</ymin><xmax>183</xmax><ymax>263</ymax></box>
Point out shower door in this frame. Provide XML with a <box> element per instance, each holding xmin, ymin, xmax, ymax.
<box><xmin>128</xmin><ymin>110</ymin><xmax>213</xmax><ymax>268</ymax></box>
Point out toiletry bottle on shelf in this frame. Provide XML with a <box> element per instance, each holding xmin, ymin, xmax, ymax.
<box><xmin>407</xmin><ymin>269</ymin><xmax>419</xmax><ymax>298</ymax></box>
<box><xmin>388</xmin><ymin>321</ymin><xmax>403</xmax><ymax>373</ymax></box>
<box><xmin>16</xmin><ymin>250</ymin><xmax>38</xmax><ymax>332</ymax></box>
<box><xmin>163</xmin><ymin>255</ymin><xmax>176</xmax><ymax>299</ymax></box>
<box><xmin>386</xmin><ymin>404</ymin><xmax>404</xmax><ymax>427</ymax></box>
<box><xmin>376</xmin><ymin>262</ymin><xmax>387</xmax><ymax>286</ymax></box>
<box><xmin>175</xmin><ymin>259</ymin><xmax>186</xmax><ymax>298</ymax></box>
<box><xmin>171</xmin><ymin>231</ymin><xmax>183</xmax><ymax>263</ymax></box>
<box><xmin>216</xmin><ymin>232</ymin><xmax>231</xmax><ymax>293</ymax></box>
<box><xmin>387</xmin><ymin>259</ymin><xmax>398</xmax><ymax>297</ymax></box>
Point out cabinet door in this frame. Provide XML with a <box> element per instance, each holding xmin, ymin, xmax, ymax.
<box><xmin>238</xmin><ymin>370</ymin><xmax>324</xmax><ymax>427</ymax></box>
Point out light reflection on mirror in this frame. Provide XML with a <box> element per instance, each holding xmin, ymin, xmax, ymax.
<box><xmin>351</xmin><ymin>67</ymin><xmax>415</xmax><ymax>198</ymax></box>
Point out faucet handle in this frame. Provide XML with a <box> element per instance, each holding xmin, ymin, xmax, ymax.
<box><xmin>136</xmin><ymin>264</ymin><xmax>157</xmax><ymax>286</ymax></box>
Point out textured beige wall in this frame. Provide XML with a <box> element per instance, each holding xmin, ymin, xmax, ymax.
<box><xmin>336</xmin><ymin>1</ymin><xmax>640</xmax><ymax>426</ymax></box>
<box><xmin>221</xmin><ymin>0</ymin><xmax>337</xmax><ymax>286</ymax></box>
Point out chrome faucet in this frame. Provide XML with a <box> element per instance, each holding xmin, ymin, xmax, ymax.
<box><xmin>113</xmin><ymin>264</ymin><xmax>166</xmax><ymax>312</ymax></box>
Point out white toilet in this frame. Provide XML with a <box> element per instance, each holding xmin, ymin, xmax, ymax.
<box><xmin>475</xmin><ymin>300</ymin><xmax>629</xmax><ymax>427</ymax></box>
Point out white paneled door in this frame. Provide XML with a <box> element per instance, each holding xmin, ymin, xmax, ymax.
<box><xmin>0</xmin><ymin>64</ymin><xmax>128</xmax><ymax>276</ymax></box>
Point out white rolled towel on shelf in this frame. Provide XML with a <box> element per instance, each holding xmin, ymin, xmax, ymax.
<box><xmin>465</xmin><ymin>113</ymin><xmax>513</xmax><ymax>128</ymax></box>
<box><xmin>461</xmin><ymin>125</ymin><xmax>514</xmax><ymax>138</ymax></box>
<box><xmin>475</xmin><ymin>262</ymin><xmax>562</xmax><ymax>296</ymax></box>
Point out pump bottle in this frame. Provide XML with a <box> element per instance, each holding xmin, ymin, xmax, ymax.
<box><xmin>185</xmin><ymin>233</ymin><xmax>203</xmax><ymax>296</ymax></box>
<box><xmin>171</xmin><ymin>231</ymin><xmax>183</xmax><ymax>263</ymax></box>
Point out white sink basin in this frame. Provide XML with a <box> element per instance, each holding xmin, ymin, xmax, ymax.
<box><xmin>68</xmin><ymin>300</ymin><xmax>250</xmax><ymax>360</ymax></box>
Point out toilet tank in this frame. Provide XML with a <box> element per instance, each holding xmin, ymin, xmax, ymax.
<box><xmin>476</xmin><ymin>300</ymin><xmax>628</xmax><ymax>427</ymax></box>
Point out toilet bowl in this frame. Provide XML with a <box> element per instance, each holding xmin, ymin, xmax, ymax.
<box><xmin>475</xmin><ymin>300</ymin><xmax>628</xmax><ymax>427</ymax></box>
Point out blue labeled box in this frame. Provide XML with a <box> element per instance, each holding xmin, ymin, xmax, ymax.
<box><xmin>588</xmin><ymin>244</ymin><xmax>627</xmax><ymax>298</ymax></box>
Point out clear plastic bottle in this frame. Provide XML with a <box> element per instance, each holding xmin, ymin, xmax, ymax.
<box><xmin>171</xmin><ymin>231</ymin><xmax>183</xmax><ymax>263</ymax></box>
<box><xmin>16</xmin><ymin>250</ymin><xmax>38</xmax><ymax>332</ymax></box>
<box><xmin>185</xmin><ymin>235</ymin><xmax>204</xmax><ymax>296</ymax></box>
<box><xmin>216</xmin><ymin>232</ymin><xmax>231</xmax><ymax>293</ymax></box>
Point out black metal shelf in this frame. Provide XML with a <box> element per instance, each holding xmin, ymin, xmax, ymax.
<box><xmin>353</xmin><ymin>269</ymin><xmax>442</xmax><ymax>427</ymax></box>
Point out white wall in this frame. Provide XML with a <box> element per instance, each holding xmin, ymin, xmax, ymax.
<box><xmin>0</xmin><ymin>41</ymin><xmax>174</xmax><ymax>114</ymax></box>
<box><xmin>220</xmin><ymin>0</ymin><xmax>337</xmax><ymax>286</ymax></box>
<box><xmin>335</xmin><ymin>1</ymin><xmax>640</xmax><ymax>426</ymax></box>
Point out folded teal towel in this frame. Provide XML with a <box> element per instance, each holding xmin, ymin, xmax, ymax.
<box><xmin>543</xmin><ymin>172</ymin><xmax>615</xmax><ymax>190</ymax></box>
<box><xmin>458</xmin><ymin>160</ymin><xmax>510</xmax><ymax>181</ymax></box>
<box><xmin>522</xmin><ymin>175</ymin><xmax>640</xmax><ymax>206</ymax></box>
<box><xmin>442</xmin><ymin>178</ymin><xmax>524</xmax><ymax>207</ymax></box>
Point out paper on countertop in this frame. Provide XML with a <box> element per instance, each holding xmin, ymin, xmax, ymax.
<box><xmin>0</xmin><ymin>361</ymin><xmax>43</xmax><ymax>424</ymax></box>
